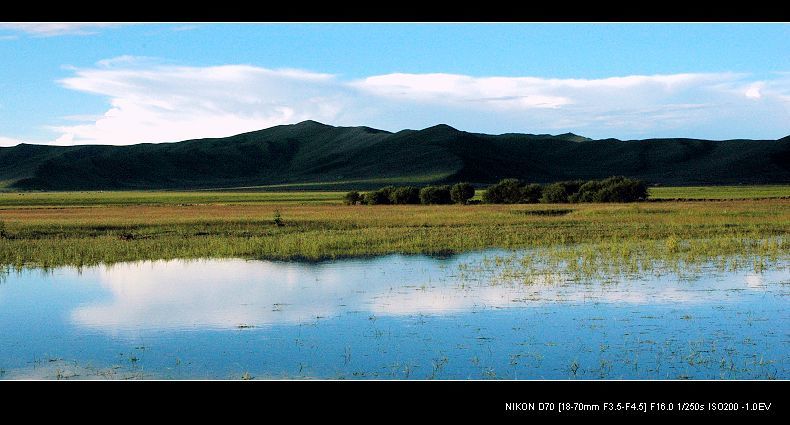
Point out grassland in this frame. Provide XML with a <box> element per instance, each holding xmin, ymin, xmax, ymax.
<box><xmin>0</xmin><ymin>191</ymin><xmax>343</xmax><ymax>208</ymax></box>
<box><xmin>2</xmin><ymin>184</ymin><xmax>788</xmax><ymax>207</ymax></box>
<box><xmin>648</xmin><ymin>185</ymin><xmax>790</xmax><ymax>200</ymax></box>
<box><xmin>0</xmin><ymin>188</ymin><xmax>787</xmax><ymax>270</ymax></box>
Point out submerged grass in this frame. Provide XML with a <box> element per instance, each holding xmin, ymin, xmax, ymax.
<box><xmin>455</xmin><ymin>236</ymin><xmax>787</xmax><ymax>286</ymax></box>
<box><xmin>0</xmin><ymin>195</ymin><xmax>787</xmax><ymax>270</ymax></box>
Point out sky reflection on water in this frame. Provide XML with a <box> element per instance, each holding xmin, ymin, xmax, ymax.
<box><xmin>0</xmin><ymin>251</ymin><xmax>787</xmax><ymax>379</ymax></box>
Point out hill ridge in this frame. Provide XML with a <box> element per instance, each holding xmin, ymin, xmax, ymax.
<box><xmin>1</xmin><ymin>121</ymin><xmax>788</xmax><ymax>190</ymax></box>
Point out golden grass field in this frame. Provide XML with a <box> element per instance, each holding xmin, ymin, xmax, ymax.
<box><xmin>0</xmin><ymin>190</ymin><xmax>787</xmax><ymax>269</ymax></box>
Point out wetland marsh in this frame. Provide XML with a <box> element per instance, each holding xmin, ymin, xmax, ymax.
<box><xmin>0</xmin><ymin>189</ymin><xmax>787</xmax><ymax>379</ymax></box>
<box><xmin>0</xmin><ymin>251</ymin><xmax>786</xmax><ymax>379</ymax></box>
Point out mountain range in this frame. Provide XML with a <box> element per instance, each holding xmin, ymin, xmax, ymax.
<box><xmin>1</xmin><ymin>120</ymin><xmax>788</xmax><ymax>190</ymax></box>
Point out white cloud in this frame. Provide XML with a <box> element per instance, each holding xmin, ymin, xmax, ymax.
<box><xmin>0</xmin><ymin>136</ymin><xmax>22</xmax><ymax>147</ymax></box>
<box><xmin>95</xmin><ymin>55</ymin><xmax>158</xmax><ymax>68</ymax></box>
<box><xmin>351</xmin><ymin>73</ymin><xmax>726</xmax><ymax>109</ymax></box>
<box><xmin>354</xmin><ymin>71</ymin><xmax>789</xmax><ymax>138</ymax></box>
<box><xmin>745</xmin><ymin>83</ymin><xmax>763</xmax><ymax>99</ymax></box>
<box><xmin>0</xmin><ymin>23</ymin><xmax>121</xmax><ymax>37</ymax></box>
<box><xmin>354</xmin><ymin>73</ymin><xmax>571</xmax><ymax>108</ymax></box>
<box><xmin>53</xmin><ymin>62</ymin><xmax>348</xmax><ymax>145</ymax></box>
<box><xmin>171</xmin><ymin>25</ymin><xmax>198</xmax><ymax>32</ymax></box>
<box><xmin>34</xmin><ymin>61</ymin><xmax>790</xmax><ymax>145</ymax></box>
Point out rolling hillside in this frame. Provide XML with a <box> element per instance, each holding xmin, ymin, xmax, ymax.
<box><xmin>1</xmin><ymin>120</ymin><xmax>788</xmax><ymax>190</ymax></box>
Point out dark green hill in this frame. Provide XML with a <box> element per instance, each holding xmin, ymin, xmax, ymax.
<box><xmin>1</xmin><ymin>121</ymin><xmax>788</xmax><ymax>190</ymax></box>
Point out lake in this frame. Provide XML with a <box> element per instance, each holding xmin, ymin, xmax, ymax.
<box><xmin>0</xmin><ymin>250</ymin><xmax>787</xmax><ymax>379</ymax></box>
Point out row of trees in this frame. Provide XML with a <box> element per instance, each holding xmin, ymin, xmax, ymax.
<box><xmin>483</xmin><ymin>176</ymin><xmax>647</xmax><ymax>203</ymax></box>
<box><xmin>344</xmin><ymin>183</ymin><xmax>476</xmax><ymax>205</ymax></box>
<box><xmin>345</xmin><ymin>176</ymin><xmax>648</xmax><ymax>205</ymax></box>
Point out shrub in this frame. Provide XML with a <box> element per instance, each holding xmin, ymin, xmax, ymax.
<box><xmin>378</xmin><ymin>186</ymin><xmax>397</xmax><ymax>201</ymax></box>
<box><xmin>570</xmin><ymin>180</ymin><xmax>604</xmax><ymax>203</ymax></box>
<box><xmin>419</xmin><ymin>185</ymin><xmax>452</xmax><ymax>205</ymax></box>
<box><xmin>557</xmin><ymin>176</ymin><xmax>648</xmax><ymax>203</ymax></box>
<box><xmin>450</xmin><ymin>182</ymin><xmax>475</xmax><ymax>204</ymax></box>
<box><xmin>540</xmin><ymin>183</ymin><xmax>569</xmax><ymax>203</ymax></box>
<box><xmin>273</xmin><ymin>209</ymin><xmax>284</xmax><ymax>227</ymax></box>
<box><xmin>520</xmin><ymin>183</ymin><xmax>543</xmax><ymax>203</ymax></box>
<box><xmin>357</xmin><ymin>176</ymin><xmax>647</xmax><ymax>206</ymax></box>
<box><xmin>363</xmin><ymin>186</ymin><xmax>398</xmax><ymax>205</ymax></box>
<box><xmin>390</xmin><ymin>186</ymin><xmax>421</xmax><ymax>204</ymax></box>
<box><xmin>363</xmin><ymin>189</ymin><xmax>391</xmax><ymax>205</ymax></box>
<box><xmin>482</xmin><ymin>178</ymin><xmax>523</xmax><ymax>204</ymax></box>
<box><xmin>593</xmin><ymin>176</ymin><xmax>648</xmax><ymax>202</ymax></box>
<box><xmin>540</xmin><ymin>180</ymin><xmax>584</xmax><ymax>203</ymax></box>
<box><xmin>343</xmin><ymin>191</ymin><xmax>362</xmax><ymax>205</ymax></box>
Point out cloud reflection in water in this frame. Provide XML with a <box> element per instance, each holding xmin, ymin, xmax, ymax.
<box><xmin>69</xmin><ymin>255</ymin><xmax>787</xmax><ymax>333</ymax></box>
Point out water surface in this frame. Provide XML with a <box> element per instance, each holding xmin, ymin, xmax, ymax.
<box><xmin>0</xmin><ymin>251</ymin><xmax>787</xmax><ymax>379</ymax></box>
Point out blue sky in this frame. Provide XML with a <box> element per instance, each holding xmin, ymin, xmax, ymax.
<box><xmin>0</xmin><ymin>23</ymin><xmax>787</xmax><ymax>146</ymax></box>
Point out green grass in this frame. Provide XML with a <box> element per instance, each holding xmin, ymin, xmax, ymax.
<box><xmin>0</xmin><ymin>191</ymin><xmax>787</xmax><ymax>269</ymax></box>
<box><xmin>0</xmin><ymin>191</ymin><xmax>344</xmax><ymax>207</ymax></box>
<box><xmin>649</xmin><ymin>185</ymin><xmax>790</xmax><ymax>200</ymax></box>
<box><xmin>4</xmin><ymin>184</ymin><xmax>784</xmax><ymax>209</ymax></box>
<box><xmin>455</xmin><ymin>236</ymin><xmax>786</xmax><ymax>286</ymax></box>
<box><xmin>205</xmin><ymin>173</ymin><xmax>456</xmax><ymax>191</ymax></box>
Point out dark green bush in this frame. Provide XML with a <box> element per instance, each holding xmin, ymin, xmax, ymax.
<box><xmin>540</xmin><ymin>183</ymin><xmax>569</xmax><ymax>203</ymax></box>
<box><xmin>343</xmin><ymin>191</ymin><xmax>362</xmax><ymax>205</ymax></box>
<box><xmin>450</xmin><ymin>182</ymin><xmax>475</xmax><ymax>204</ymax></box>
<box><xmin>540</xmin><ymin>180</ymin><xmax>584</xmax><ymax>203</ymax></box>
<box><xmin>359</xmin><ymin>176</ymin><xmax>646</xmax><ymax>206</ymax></box>
<box><xmin>482</xmin><ymin>178</ymin><xmax>523</xmax><ymax>204</ymax></box>
<box><xmin>569</xmin><ymin>180</ymin><xmax>604</xmax><ymax>203</ymax></box>
<box><xmin>379</xmin><ymin>186</ymin><xmax>397</xmax><ymax>201</ymax></box>
<box><xmin>552</xmin><ymin>176</ymin><xmax>647</xmax><ymax>202</ymax></box>
<box><xmin>592</xmin><ymin>176</ymin><xmax>648</xmax><ymax>202</ymax></box>
<box><xmin>419</xmin><ymin>185</ymin><xmax>452</xmax><ymax>205</ymax></box>
<box><xmin>273</xmin><ymin>209</ymin><xmax>284</xmax><ymax>227</ymax></box>
<box><xmin>363</xmin><ymin>186</ymin><xmax>395</xmax><ymax>205</ymax></box>
<box><xmin>390</xmin><ymin>186</ymin><xmax>421</xmax><ymax>204</ymax></box>
<box><xmin>520</xmin><ymin>183</ymin><xmax>543</xmax><ymax>203</ymax></box>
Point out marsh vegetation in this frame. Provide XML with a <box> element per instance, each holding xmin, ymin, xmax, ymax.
<box><xmin>0</xmin><ymin>187</ymin><xmax>786</xmax><ymax>380</ymax></box>
<box><xmin>0</xmin><ymin>190</ymin><xmax>787</xmax><ymax>269</ymax></box>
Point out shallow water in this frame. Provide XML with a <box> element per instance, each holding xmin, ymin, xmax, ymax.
<box><xmin>0</xmin><ymin>251</ymin><xmax>787</xmax><ymax>379</ymax></box>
